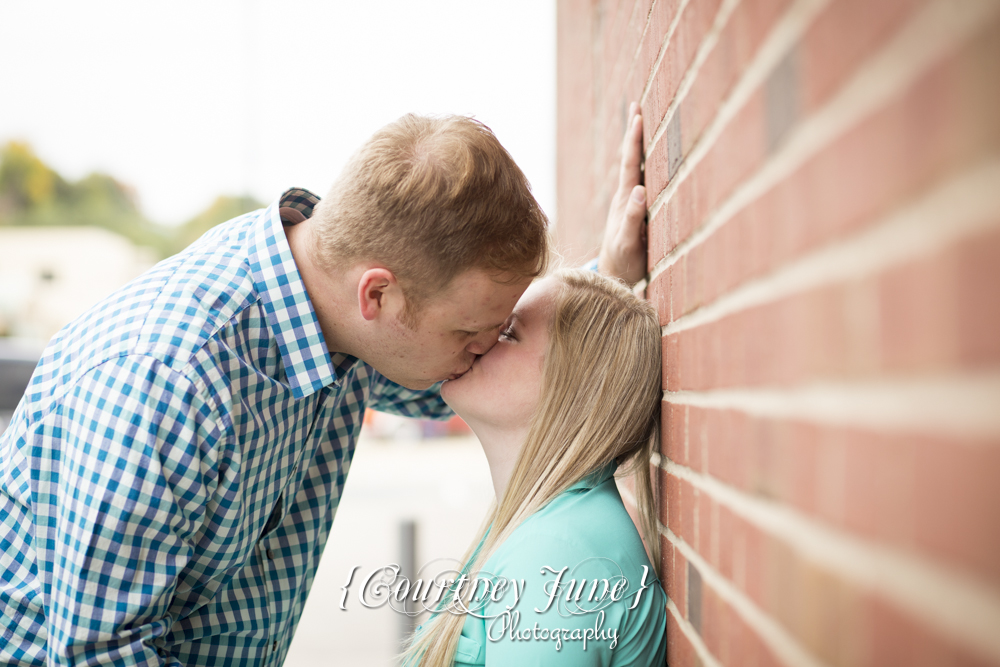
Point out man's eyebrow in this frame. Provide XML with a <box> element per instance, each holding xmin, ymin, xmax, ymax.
<box><xmin>478</xmin><ymin>321</ymin><xmax>507</xmax><ymax>332</ymax></box>
<box><xmin>465</xmin><ymin>317</ymin><xmax>512</xmax><ymax>333</ymax></box>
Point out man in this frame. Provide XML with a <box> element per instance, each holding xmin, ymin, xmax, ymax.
<box><xmin>0</xmin><ymin>107</ymin><xmax>648</xmax><ymax>665</ymax></box>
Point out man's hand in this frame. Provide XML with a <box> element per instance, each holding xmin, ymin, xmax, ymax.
<box><xmin>598</xmin><ymin>102</ymin><xmax>648</xmax><ymax>286</ymax></box>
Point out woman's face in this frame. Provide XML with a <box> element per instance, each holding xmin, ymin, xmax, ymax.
<box><xmin>440</xmin><ymin>276</ymin><xmax>558</xmax><ymax>429</ymax></box>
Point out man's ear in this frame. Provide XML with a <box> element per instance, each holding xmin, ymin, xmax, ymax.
<box><xmin>357</xmin><ymin>268</ymin><xmax>400</xmax><ymax>321</ymax></box>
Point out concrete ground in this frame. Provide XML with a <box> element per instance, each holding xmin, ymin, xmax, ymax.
<box><xmin>284</xmin><ymin>433</ymin><xmax>494</xmax><ymax>666</ymax></box>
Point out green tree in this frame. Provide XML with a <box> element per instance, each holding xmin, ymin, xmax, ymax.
<box><xmin>169</xmin><ymin>194</ymin><xmax>263</xmax><ymax>255</ymax></box>
<box><xmin>0</xmin><ymin>141</ymin><xmax>69</xmax><ymax>215</ymax></box>
<box><xmin>0</xmin><ymin>140</ymin><xmax>263</xmax><ymax>259</ymax></box>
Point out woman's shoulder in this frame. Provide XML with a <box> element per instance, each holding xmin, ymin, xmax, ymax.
<box><xmin>473</xmin><ymin>474</ymin><xmax>667</xmax><ymax>664</ymax></box>
<box><xmin>491</xmin><ymin>474</ymin><xmax>653</xmax><ymax>580</ymax></box>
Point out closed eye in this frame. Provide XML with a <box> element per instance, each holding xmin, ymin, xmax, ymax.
<box><xmin>499</xmin><ymin>325</ymin><xmax>517</xmax><ymax>341</ymax></box>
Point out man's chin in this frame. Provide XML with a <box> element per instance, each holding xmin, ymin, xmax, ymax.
<box><xmin>373</xmin><ymin>372</ymin><xmax>438</xmax><ymax>391</ymax></box>
<box><xmin>376</xmin><ymin>367</ymin><xmax>469</xmax><ymax>391</ymax></box>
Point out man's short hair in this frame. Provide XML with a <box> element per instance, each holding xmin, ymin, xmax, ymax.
<box><xmin>310</xmin><ymin>114</ymin><xmax>549</xmax><ymax>308</ymax></box>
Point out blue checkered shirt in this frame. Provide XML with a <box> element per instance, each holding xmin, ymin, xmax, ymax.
<box><xmin>0</xmin><ymin>188</ymin><xmax>452</xmax><ymax>665</ymax></box>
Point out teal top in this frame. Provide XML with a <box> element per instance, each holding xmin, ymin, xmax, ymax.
<box><xmin>416</xmin><ymin>462</ymin><xmax>666</xmax><ymax>666</ymax></box>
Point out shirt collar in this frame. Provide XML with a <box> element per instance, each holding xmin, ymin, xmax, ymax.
<box><xmin>248</xmin><ymin>187</ymin><xmax>355</xmax><ymax>398</ymax></box>
<box><xmin>566</xmin><ymin>459</ymin><xmax>619</xmax><ymax>492</ymax></box>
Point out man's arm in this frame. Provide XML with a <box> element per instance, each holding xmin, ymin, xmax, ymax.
<box><xmin>597</xmin><ymin>102</ymin><xmax>648</xmax><ymax>286</ymax></box>
<box><xmin>43</xmin><ymin>356</ymin><xmax>222</xmax><ymax>665</ymax></box>
<box><xmin>366</xmin><ymin>372</ymin><xmax>454</xmax><ymax>421</ymax></box>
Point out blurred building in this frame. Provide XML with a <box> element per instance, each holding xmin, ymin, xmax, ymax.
<box><xmin>558</xmin><ymin>1</ymin><xmax>1000</xmax><ymax>665</ymax></box>
<box><xmin>362</xmin><ymin>408</ymin><xmax>473</xmax><ymax>440</ymax></box>
<box><xmin>0</xmin><ymin>338</ymin><xmax>40</xmax><ymax>433</ymax></box>
<box><xmin>0</xmin><ymin>226</ymin><xmax>156</xmax><ymax>342</ymax></box>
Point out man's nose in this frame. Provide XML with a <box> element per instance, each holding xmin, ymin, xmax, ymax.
<box><xmin>465</xmin><ymin>328</ymin><xmax>499</xmax><ymax>356</ymax></box>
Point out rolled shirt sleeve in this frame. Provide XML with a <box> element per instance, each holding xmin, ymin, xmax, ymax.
<box><xmin>366</xmin><ymin>372</ymin><xmax>454</xmax><ymax>421</ymax></box>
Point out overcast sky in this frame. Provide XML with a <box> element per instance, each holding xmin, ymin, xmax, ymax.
<box><xmin>0</xmin><ymin>1</ymin><xmax>556</xmax><ymax>226</ymax></box>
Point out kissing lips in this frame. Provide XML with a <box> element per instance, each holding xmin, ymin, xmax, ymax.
<box><xmin>445</xmin><ymin>357</ymin><xmax>478</xmax><ymax>381</ymax></box>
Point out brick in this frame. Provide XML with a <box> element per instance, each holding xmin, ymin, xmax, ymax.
<box><xmin>698</xmin><ymin>481</ymin><xmax>713</xmax><ymax>555</ymax></box>
<box><xmin>700</xmin><ymin>580</ymin><xmax>787</xmax><ymax>667</ymax></box>
<box><xmin>673</xmin><ymin>406</ymin><xmax>1000</xmax><ymax>586</ymax></box>
<box><xmin>700</xmin><ymin>578</ymin><xmax>729</xmax><ymax>662</ymax></box>
<box><xmin>673</xmin><ymin>539</ymin><xmax>689</xmax><ymax>622</ymax></box>
<box><xmin>666</xmin><ymin>226</ymin><xmax>1000</xmax><ymax>393</ymax></box>
<box><xmin>644</xmin><ymin>0</ymin><xmax>789</xmax><ymax>263</ymax></box>
<box><xmin>880</xmin><ymin>227</ymin><xmax>1000</xmax><ymax>373</ymax></box>
<box><xmin>716</xmin><ymin>504</ymin><xmax>736</xmax><ymax>581</ymax></box>
<box><xmin>666</xmin><ymin>604</ymin><xmax>700</xmax><ymax>667</ymax></box>
<box><xmin>865</xmin><ymin>595</ymin><xmax>996</xmax><ymax>667</ymax></box>
<box><xmin>603</xmin><ymin>0</ymin><xmax>633</xmax><ymax>77</ymax></box>
<box><xmin>764</xmin><ymin>46</ymin><xmax>799</xmax><ymax>151</ymax></box>
<box><xmin>562</xmin><ymin>1</ymin><xmax>1000</xmax><ymax>662</ymax></box>
<box><xmin>652</xmin><ymin>4</ymin><xmax>1000</xmax><ymax>278</ymax></box>
<box><xmin>686</xmin><ymin>505</ymin><xmax>874</xmax><ymax>666</ymax></box>
<box><xmin>646</xmin><ymin>198</ymin><xmax>672</xmax><ymax>270</ymax></box>
<box><xmin>681</xmin><ymin>0</ymin><xmax>792</xmax><ymax>155</ymax></box>
<box><xmin>648</xmin><ymin>6</ymin><xmax>1000</xmax><ymax>284</ymax></box>
<box><xmin>697</xmin><ymin>17</ymin><xmax>1000</xmax><ymax>308</ymax></box>
<box><xmin>687</xmin><ymin>560</ymin><xmax>703</xmax><ymax>631</ymax></box>
<box><xmin>800</xmin><ymin>0</ymin><xmax>923</xmax><ymax>113</ymax></box>
<box><xmin>643</xmin><ymin>112</ymin><xmax>677</xmax><ymax>201</ymax></box>
<box><xmin>647</xmin><ymin>270</ymin><xmax>671</xmax><ymax>326</ymax></box>
<box><xmin>642</xmin><ymin>0</ymin><xmax>723</xmax><ymax>148</ymax></box>
<box><xmin>620</xmin><ymin>0</ymin><xmax>657</xmax><ymax>107</ymax></box>
<box><xmin>638</xmin><ymin>0</ymin><xmax>684</xmax><ymax>147</ymax></box>
<box><xmin>676</xmin><ymin>503</ymin><xmax>994</xmax><ymax>667</ymax></box>
<box><xmin>661</xmin><ymin>463</ymin><xmax>679</xmax><ymax>530</ymax></box>
<box><xmin>600</xmin><ymin>0</ymin><xmax>652</xmax><ymax>126</ymax></box>
<box><xmin>661</xmin><ymin>535</ymin><xmax>677</xmax><ymax>603</ymax></box>
<box><xmin>676</xmin><ymin>474</ymin><xmax>699</xmax><ymax>547</ymax></box>
<box><xmin>661</xmin><ymin>400</ymin><xmax>687</xmax><ymax>466</ymax></box>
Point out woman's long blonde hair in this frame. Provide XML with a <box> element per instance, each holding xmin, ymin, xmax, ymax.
<box><xmin>403</xmin><ymin>268</ymin><xmax>663</xmax><ymax>667</ymax></box>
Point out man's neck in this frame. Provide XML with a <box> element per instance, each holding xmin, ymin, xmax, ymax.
<box><xmin>283</xmin><ymin>218</ymin><xmax>357</xmax><ymax>358</ymax></box>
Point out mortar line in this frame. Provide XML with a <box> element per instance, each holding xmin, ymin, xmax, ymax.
<box><xmin>659</xmin><ymin>459</ymin><xmax>1000</xmax><ymax>661</ymax></box>
<box><xmin>658</xmin><ymin>159</ymin><xmax>1000</xmax><ymax>336</ymax></box>
<box><xmin>646</xmin><ymin>0</ymin><xmax>1000</xmax><ymax>279</ymax></box>
<box><xmin>660</xmin><ymin>371</ymin><xmax>1000</xmax><ymax>439</ymax></box>
<box><xmin>659</xmin><ymin>522</ymin><xmax>830</xmax><ymax>667</ymax></box>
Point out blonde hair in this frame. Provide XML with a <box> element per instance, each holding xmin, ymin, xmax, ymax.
<box><xmin>309</xmin><ymin>114</ymin><xmax>549</xmax><ymax>308</ymax></box>
<box><xmin>404</xmin><ymin>268</ymin><xmax>662</xmax><ymax>667</ymax></box>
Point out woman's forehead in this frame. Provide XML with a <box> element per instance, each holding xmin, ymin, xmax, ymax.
<box><xmin>513</xmin><ymin>276</ymin><xmax>560</xmax><ymax>320</ymax></box>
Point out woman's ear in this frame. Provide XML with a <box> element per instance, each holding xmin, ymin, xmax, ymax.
<box><xmin>357</xmin><ymin>268</ymin><xmax>400</xmax><ymax>321</ymax></box>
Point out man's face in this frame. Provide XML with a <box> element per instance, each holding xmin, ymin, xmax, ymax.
<box><xmin>371</xmin><ymin>269</ymin><xmax>533</xmax><ymax>390</ymax></box>
<box><xmin>440</xmin><ymin>276</ymin><xmax>556</xmax><ymax>429</ymax></box>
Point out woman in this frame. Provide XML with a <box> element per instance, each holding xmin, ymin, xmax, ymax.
<box><xmin>405</xmin><ymin>268</ymin><xmax>666</xmax><ymax>666</ymax></box>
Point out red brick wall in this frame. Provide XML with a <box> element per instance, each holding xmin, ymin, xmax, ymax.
<box><xmin>556</xmin><ymin>1</ymin><xmax>1000</xmax><ymax>665</ymax></box>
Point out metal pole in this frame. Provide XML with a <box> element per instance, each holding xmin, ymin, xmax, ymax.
<box><xmin>398</xmin><ymin>519</ymin><xmax>418</xmax><ymax>652</ymax></box>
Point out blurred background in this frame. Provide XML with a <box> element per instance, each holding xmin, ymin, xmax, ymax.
<box><xmin>11</xmin><ymin>1</ymin><xmax>996</xmax><ymax>666</ymax></box>
<box><xmin>0</xmin><ymin>1</ymin><xmax>553</xmax><ymax>664</ymax></box>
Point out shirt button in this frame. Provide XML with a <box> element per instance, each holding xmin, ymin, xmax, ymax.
<box><xmin>267</xmin><ymin>548</ymin><xmax>274</xmax><ymax>560</ymax></box>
